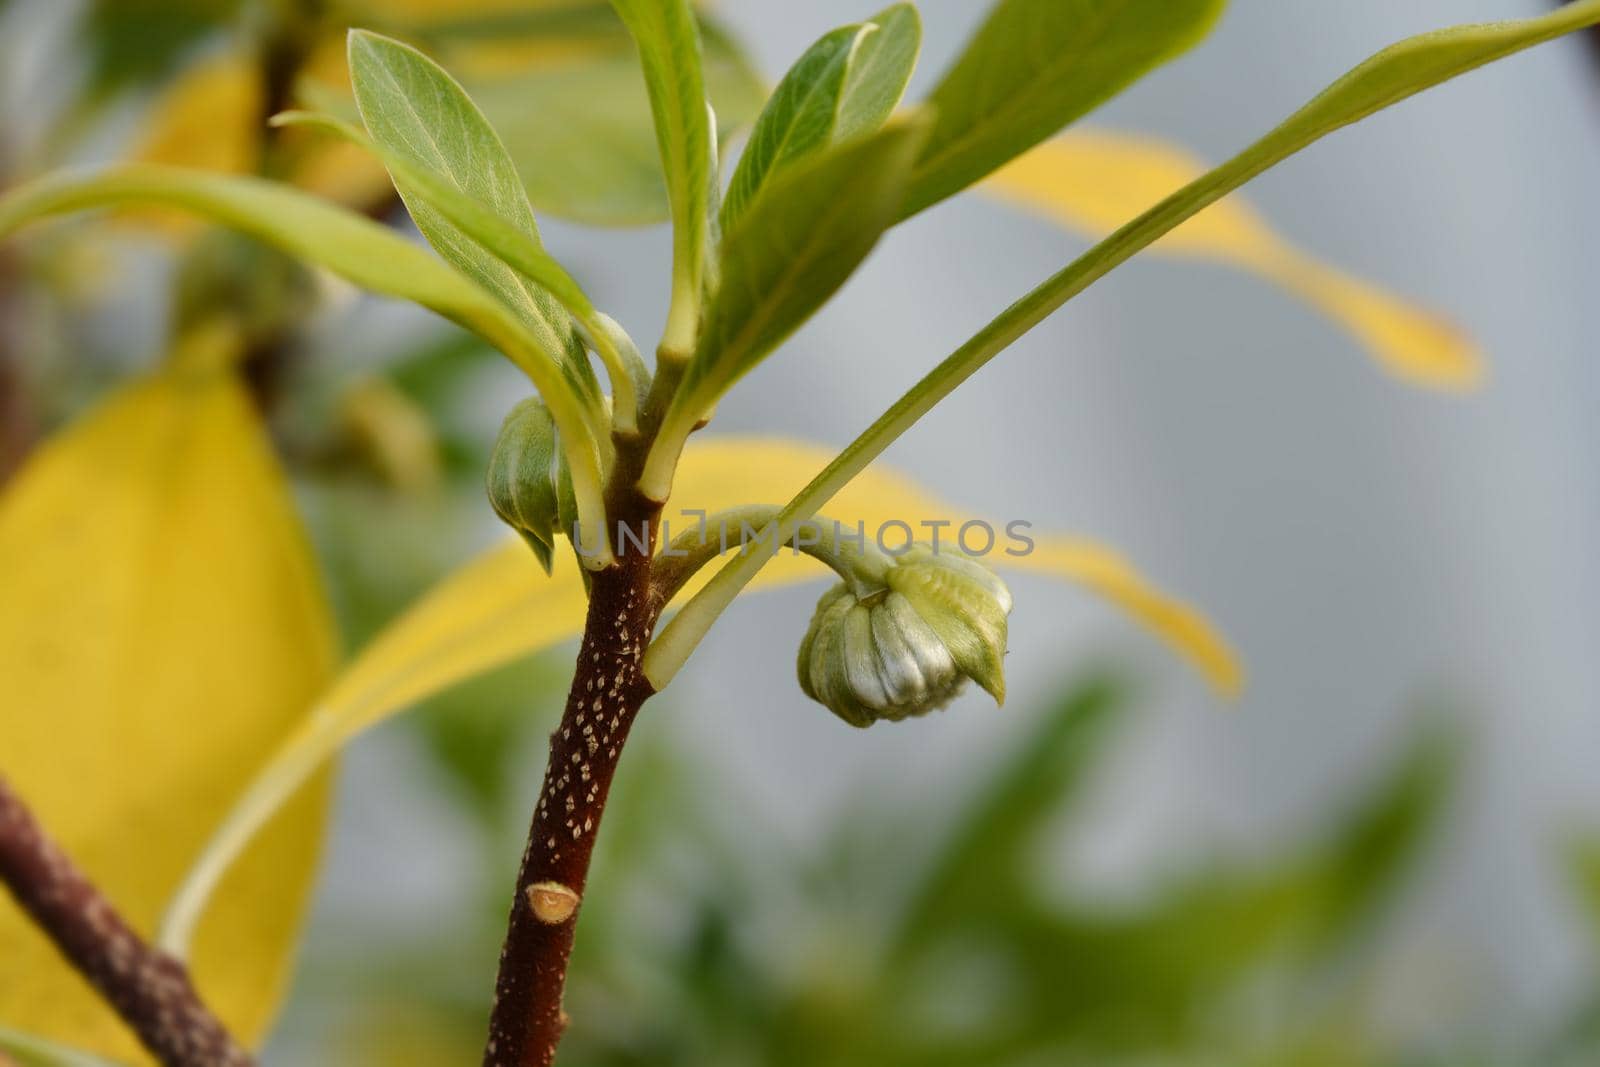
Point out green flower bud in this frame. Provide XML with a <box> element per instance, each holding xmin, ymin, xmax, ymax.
<box><xmin>486</xmin><ymin>398</ymin><xmax>562</xmax><ymax>574</ymax></box>
<box><xmin>797</xmin><ymin>545</ymin><xmax>1012</xmax><ymax>728</ymax></box>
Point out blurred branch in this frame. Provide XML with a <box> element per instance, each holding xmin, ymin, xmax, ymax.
<box><xmin>257</xmin><ymin>0</ymin><xmax>326</xmax><ymax>140</ymax></box>
<box><xmin>0</xmin><ymin>775</ymin><xmax>252</xmax><ymax>1067</ymax></box>
<box><xmin>0</xmin><ymin>246</ymin><xmax>32</xmax><ymax>484</ymax></box>
<box><xmin>0</xmin><ymin>124</ymin><xmax>32</xmax><ymax>483</ymax></box>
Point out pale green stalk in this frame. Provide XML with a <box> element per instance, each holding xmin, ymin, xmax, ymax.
<box><xmin>0</xmin><ymin>1024</ymin><xmax>123</xmax><ymax>1067</ymax></box>
<box><xmin>609</xmin><ymin>0</ymin><xmax>715</xmax><ymax>358</ymax></box>
<box><xmin>652</xmin><ymin>504</ymin><xmax>888</xmax><ymax>604</ymax></box>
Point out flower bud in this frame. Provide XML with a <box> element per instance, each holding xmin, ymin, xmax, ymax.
<box><xmin>486</xmin><ymin>398</ymin><xmax>562</xmax><ymax>573</ymax></box>
<box><xmin>797</xmin><ymin>546</ymin><xmax>1012</xmax><ymax>728</ymax></box>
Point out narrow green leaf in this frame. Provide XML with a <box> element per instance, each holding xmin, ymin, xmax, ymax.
<box><xmin>608</xmin><ymin>0</ymin><xmax>715</xmax><ymax>352</ymax></box>
<box><xmin>1566</xmin><ymin>836</ymin><xmax>1600</xmax><ymax>972</ymax></box>
<box><xmin>273</xmin><ymin>109</ymin><xmax>642</xmax><ymax>432</ymax></box>
<box><xmin>640</xmin><ymin>112</ymin><xmax>932</xmax><ymax>500</ymax></box>
<box><xmin>1289</xmin><ymin>723</ymin><xmax>1455</xmax><ymax>950</ymax></box>
<box><xmin>901</xmin><ymin>0</ymin><xmax>1225</xmax><ymax>219</ymax></box>
<box><xmin>720</xmin><ymin>4</ymin><xmax>921</xmax><ymax>231</ymax></box>
<box><xmin>644</xmin><ymin>0</ymin><xmax>1600</xmax><ymax>688</ymax></box>
<box><xmin>346</xmin><ymin>30</ymin><xmax>603</xmax><ymax>420</ymax></box>
<box><xmin>0</xmin><ymin>164</ymin><xmax>614</xmax><ymax>566</ymax></box>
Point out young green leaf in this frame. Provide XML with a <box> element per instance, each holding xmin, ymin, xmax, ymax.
<box><xmin>720</xmin><ymin>3</ymin><xmax>921</xmax><ymax>230</ymax></box>
<box><xmin>640</xmin><ymin>112</ymin><xmax>932</xmax><ymax>501</ymax></box>
<box><xmin>901</xmin><ymin>0</ymin><xmax>1225</xmax><ymax>219</ymax></box>
<box><xmin>273</xmin><ymin>109</ymin><xmax>644</xmax><ymax>432</ymax></box>
<box><xmin>835</xmin><ymin>4</ymin><xmax>922</xmax><ymax>140</ymax></box>
<box><xmin>0</xmin><ymin>165</ymin><xmax>615</xmax><ymax>565</ymax></box>
<box><xmin>608</xmin><ymin>0</ymin><xmax>715</xmax><ymax>353</ymax></box>
<box><xmin>643</xmin><ymin>0</ymin><xmax>1600</xmax><ymax>689</ymax></box>
<box><xmin>347</xmin><ymin>30</ymin><xmax>604</xmax><ymax>421</ymax></box>
<box><xmin>720</xmin><ymin>25</ymin><xmax>862</xmax><ymax>232</ymax></box>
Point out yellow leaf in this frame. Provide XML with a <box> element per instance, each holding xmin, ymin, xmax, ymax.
<box><xmin>983</xmin><ymin>129</ymin><xmax>1482</xmax><ymax>390</ymax></box>
<box><xmin>163</xmin><ymin>436</ymin><xmax>1238</xmax><ymax>948</ymax></box>
<box><xmin>344</xmin><ymin>0</ymin><xmax>705</xmax><ymax>77</ymax></box>
<box><xmin>0</xmin><ymin>368</ymin><xmax>336</xmax><ymax>1061</ymax></box>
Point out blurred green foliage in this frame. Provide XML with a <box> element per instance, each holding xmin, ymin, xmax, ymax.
<box><xmin>78</xmin><ymin>0</ymin><xmax>245</xmax><ymax>101</ymax></box>
<box><xmin>272</xmin><ymin>670</ymin><xmax>1600</xmax><ymax>1067</ymax></box>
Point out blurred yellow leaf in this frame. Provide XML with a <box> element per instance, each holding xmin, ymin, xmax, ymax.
<box><xmin>134</xmin><ymin>56</ymin><xmax>261</xmax><ymax>174</ymax></box>
<box><xmin>164</xmin><ymin>436</ymin><xmax>1238</xmax><ymax>950</ymax></box>
<box><xmin>131</xmin><ymin>50</ymin><xmax>390</xmax><ymax>214</ymax></box>
<box><xmin>372</xmin><ymin>0</ymin><xmax>572</xmax><ymax>21</ymax></box>
<box><xmin>983</xmin><ymin>129</ymin><xmax>1482</xmax><ymax>389</ymax></box>
<box><xmin>330</xmin><ymin>1006</ymin><xmax>480</xmax><ymax>1067</ymax></box>
<box><xmin>0</xmin><ymin>362</ymin><xmax>336</xmax><ymax>1061</ymax></box>
<box><xmin>363</xmin><ymin>0</ymin><xmax>632</xmax><ymax>79</ymax></box>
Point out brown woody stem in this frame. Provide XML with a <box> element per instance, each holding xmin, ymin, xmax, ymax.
<box><xmin>0</xmin><ymin>775</ymin><xmax>253</xmax><ymax>1067</ymax></box>
<box><xmin>483</xmin><ymin>457</ymin><xmax>664</xmax><ymax>1065</ymax></box>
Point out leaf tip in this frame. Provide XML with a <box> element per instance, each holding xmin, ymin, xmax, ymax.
<box><xmin>1395</xmin><ymin>316</ymin><xmax>1486</xmax><ymax>393</ymax></box>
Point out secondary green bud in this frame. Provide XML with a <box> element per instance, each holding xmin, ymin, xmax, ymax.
<box><xmin>486</xmin><ymin>398</ymin><xmax>562</xmax><ymax>574</ymax></box>
<box><xmin>797</xmin><ymin>545</ymin><xmax>1012</xmax><ymax>728</ymax></box>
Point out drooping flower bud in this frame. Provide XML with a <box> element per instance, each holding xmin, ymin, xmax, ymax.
<box><xmin>486</xmin><ymin>398</ymin><xmax>562</xmax><ymax>573</ymax></box>
<box><xmin>797</xmin><ymin>545</ymin><xmax>1012</xmax><ymax>728</ymax></box>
